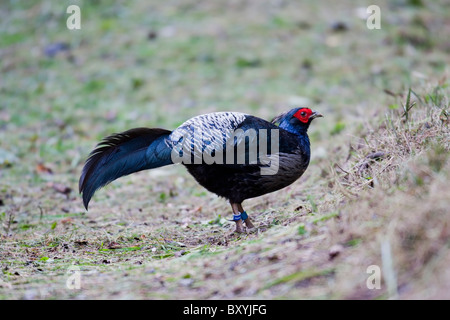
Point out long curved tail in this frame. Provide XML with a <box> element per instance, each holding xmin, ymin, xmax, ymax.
<box><xmin>79</xmin><ymin>127</ymin><xmax>173</xmax><ymax>210</ymax></box>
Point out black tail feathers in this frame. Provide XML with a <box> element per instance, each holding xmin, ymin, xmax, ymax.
<box><xmin>79</xmin><ymin>128</ymin><xmax>172</xmax><ymax>210</ymax></box>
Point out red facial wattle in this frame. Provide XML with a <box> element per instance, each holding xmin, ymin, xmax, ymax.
<box><xmin>293</xmin><ymin>108</ymin><xmax>313</xmax><ymax>123</ymax></box>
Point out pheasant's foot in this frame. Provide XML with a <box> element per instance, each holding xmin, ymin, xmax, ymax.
<box><xmin>234</xmin><ymin>219</ymin><xmax>245</xmax><ymax>233</ymax></box>
<box><xmin>240</xmin><ymin>211</ymin><xmax>256</xmax><ymax>231</ymax></box>
<box><xmin>244</xmin><ymin>217</ymin><xmax>256</xmax><ymax>230</ymax></box>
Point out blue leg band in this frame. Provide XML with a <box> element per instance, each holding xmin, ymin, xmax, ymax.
<box><xmin>230</xmin><ymin>211</ymin><xmax>248</xmax><ymax>221</ymax></box>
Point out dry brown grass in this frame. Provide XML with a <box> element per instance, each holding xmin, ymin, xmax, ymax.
<box><xmin>1</xmin><ymin>84</ymin><xmax>448</xmax><ymax>299</ymax></box>
<box><xmin>322</xmin><ymin>85</ymin><xmax>450</xmax><ymax>299</ymax></box>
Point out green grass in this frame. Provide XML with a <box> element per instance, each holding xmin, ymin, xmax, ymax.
<box><xmin>0</xmin><ymin>0</ymin><xmax>449</xmax><ymax>300</ymax></box>
<box><xmin>264</xmin><ymin>268</ymin><xmax>335</xmax><ymax>290</ymax></box>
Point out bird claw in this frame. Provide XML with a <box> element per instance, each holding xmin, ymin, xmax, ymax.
<box><xmin>233</xmin><ymin>214</ymin><xmax>257</xmax><ymax>233</ymax></box>
<box><xmin>244</xmin><ymin>218</ymin><xmax>255</xmax><ymax>230</ymax></box>
<box><xmin>234</xmin><ymin>219</ymin><xmax>245</xmax><ymax>233</ymax></box>
<box><xmin>234</xmin><ymin>223</ymin><xmax>258</xmax><ymax>234</ymax></box>
<box><xmin>234</xmin><ymin>226</ymin><xmax>258</xmax><ymax>234</ymax></box>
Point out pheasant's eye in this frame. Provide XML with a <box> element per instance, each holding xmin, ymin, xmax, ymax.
<box><xmin>293</xmin><ymin>108</ymin><xmax>312</xmax><ymax>123</ymax></box>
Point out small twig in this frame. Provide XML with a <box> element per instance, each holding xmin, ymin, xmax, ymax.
<box><xmin>4</xmin><ymin>208</ymin><xmax>15</xmax><ymax>235</ymax></box>
<box><xmin>329</xmin><ymin>164</ymin><xmax>357</xmax><ymax>199</ymax></box>
<box><xmin>334</xmin><ymin>163</ymin><xmax>350</xmax><ymax>175</ymax></box>
<box><xmin>378</xmin><ymin>158</ymin><xmax>397</xmax><ymax>175</ymax></box>
<box><xmin>38</xmin><ymin>205</ymin><xmax>44</xmax><ymax>221</ymax></box>
<box><xmin>366</xmin><ymin>151</ymin><xmax>387</xmax><ymax>160</ymax></box>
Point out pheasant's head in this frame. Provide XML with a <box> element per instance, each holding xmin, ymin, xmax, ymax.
<box><xmin>273</xmin><ymin>107</ymin><xmax>323</xmax><ymax>134</ymax></box>
<box><xmin>293</xmin><ymin>108</ymin><xmax>323</xmax><ymax>124</ymax></box>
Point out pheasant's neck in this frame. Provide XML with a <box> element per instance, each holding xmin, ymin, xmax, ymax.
<box><xmin>278</xmin><ymin>120</ymin><xmax>310</xmax><ymax>136</ymax></box>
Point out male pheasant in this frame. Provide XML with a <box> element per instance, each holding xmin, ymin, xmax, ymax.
<box><xmin>79</xmin><ymin>107</ymin><xmax>322</xmax><ymax>232</ymax></box>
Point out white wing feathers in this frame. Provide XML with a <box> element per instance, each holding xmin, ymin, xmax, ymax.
<box><xmin>166</xmin><ymin>112</ymin><xmax>248</xmax><ymax>164</ymax></box>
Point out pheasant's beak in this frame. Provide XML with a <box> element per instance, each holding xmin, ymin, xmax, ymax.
<box><xmin>310</xmin><ymin>111</ymin><xmax>323</xmax><ymax>120</ymax></box>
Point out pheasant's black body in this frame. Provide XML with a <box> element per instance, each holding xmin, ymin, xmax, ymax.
<box><xmin>79</xmin><ymin>107</ymin><xmax>322</xmax><ymax>232</ymax></box>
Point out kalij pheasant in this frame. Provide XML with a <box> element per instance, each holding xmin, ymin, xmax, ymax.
<box><xmin>79</xmin><ymin>107</ymin><xmax>322</xmax><ymax>232</ymax></box>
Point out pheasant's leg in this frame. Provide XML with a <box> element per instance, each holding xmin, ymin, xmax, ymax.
<box><xmin>231</xmin><ymin>202</ymin><xmax>244</xmax><ymax>233</ymax></box>
<box><xmin>237</xmin><ymin>203</ymin><xmax>255</xmax><ymax>230</ymax></box>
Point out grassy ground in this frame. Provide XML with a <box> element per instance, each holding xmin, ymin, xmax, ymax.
<box><xmin>0</xmin><ymin>0</ymin><xmax>449</xmax><ymax>299</ymax></box>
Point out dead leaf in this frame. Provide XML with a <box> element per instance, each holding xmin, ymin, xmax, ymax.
<box><xmin>61</xmin><ymin>218</ymin><xmax>74</xmax><ymax>225</ymax></box>
<box><xmin>107</xmin><ymin>242</ymin><xmax>121</xmax><ymax>249</ymax></box>
<box><xmin>50</xmin><ymin>183</ymin><xmax>72</xmax><ymax>195</ymax></box>
<box><xmin>329</xmin><ymin>244</ymin><xmax>344</xmax><ymax>260</ymax></box>
<box><xmin>36</xmin><ymin>163</ymin><xmax>53</xmax><ymax>174</ymax></box>
<box><xmin>174</xmin><ymin>250</ymin><xmax>186</xmax><ymax>257</ymax></box>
